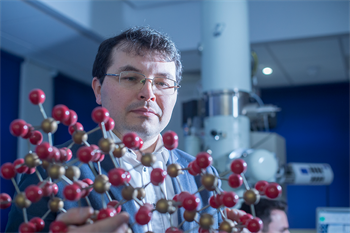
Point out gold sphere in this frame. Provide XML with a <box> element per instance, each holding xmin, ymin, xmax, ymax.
<box><xmin>121</xmin><ymin>186</ymin><xmax>137</xmax><ymax>201</ymax></box>
<box><xmin>167</xmin><ymin>163</ymin><xmax>182</xmax><ymax>177</ymax></box>
<box><xmin>65</xmin><ymin>166</ymin><xmax>81</xmax><ymax>180</ymax></box>
<box><xmin>219</xmin><ymin>219</ymin><xmax>235</xmax><ymax>232</ymax></box>
<box><xmin>48</xmin><ymin>164</ymin><xmax>65</xmax><ymax>180</ymax></box>
<box><xmin>93</xmin><ymin>175</ymin><xmax>110</xmax><ymax>194</ymax></box>
<box><xmin>24</xmin><ymin>153</ymin><xmax>40</xmax><ymax>168</ymax></box>
<box><xmin>72</xmin><ymin>130</ymin><xmax>88</xmax><ymax>145</ymax></box>
<box><xmin>41</xmin><ymin>117</ymin><xmax>58</xmax><ymax>134</ymax></box>
<box><xmin>243</xmin><ymin>188</ymin><xmax>260</xmax><ymax>205</ymax></box>
<box><xmin>41</xmin><ymin>160</ymin><xmax>50</xmax><ymax>170</ymax></box>
<box><xmin>49</xmin><ymin>197</ymin><xmax>64</xmax><ymax>212</ymax></box>
<box><xmin>201</xmin><ymin>174</ymin><xmax>218</xmax><ymax>191</ymax></box>
<box><xmin>199</xmin><ymin>213</ymin><xmax>214</xmax><ymax>230</ymax></box>
<box><xmin>98</xmin><ymin>138</ymin><xmax>115</xmax><ymax>154</ymax></box>
<box><xmin>136</xmin><ymin>187</ymin><xmax>146</xmax><ymax>200</ymax></box>
<box><xmin>14</xmin><ymin>193</ymin><xmax>31</xmax><ymax>209</ymax></box>
<box><xmin>184</xmin><ymin>210</ymin><xmax>197</xmax><ymax>222</ymax></box>
<box><xmin>141</xmin><ymin>153</ymin><xmax>156</xmax><ymax>167</ymax></box>
<box><xmin>112</xmin><ymin>146</ymin><xmax>127</xmax><ymax>158</ymax></box>
<box><xmin>155</xmin><ymin>198</ymin><xmax>169</xmax><ymax>214</ymax></box>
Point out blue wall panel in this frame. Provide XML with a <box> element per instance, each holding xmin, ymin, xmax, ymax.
<box><xmin>261</xmin><ymin>82</ymin><xmax>349</xmax><ymax>228</ymax></box>
<box><xmin>0</xmin><ymin>50</ymin><xmax>23</xmax><ymax>232</ymax></box>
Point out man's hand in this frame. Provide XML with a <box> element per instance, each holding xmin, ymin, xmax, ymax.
<box><xmin>226</xmin><ymin>208</ymin><xmax>252</xmax><ymax>233</ymax></box>
<box><xmin>54</xmin><ymin>207</ymin><xmax>129</xmax><ymax>233</ymax></box>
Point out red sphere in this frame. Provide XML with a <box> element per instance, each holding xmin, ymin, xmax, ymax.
<box><xmin>77</xmin><ymin>146</ymin><xmax>94</xmax><ymax>163</ymax></box>
<box><xmin>50</xmin><ymin>221</ymin><xmax>68</xmax><ymax>233</ymax></box>
<box><xmin>92</xmin><ymin>106</ymin><xmax>110</xmax><ymax>124</ymax></box>
<box><xmin>10</xmin><ymin>119</ymin><xmax>29</xmax><ymax>137</ymax></box>
<box><xmin>135</xmin><ymin>206</ymin><xmax>152</xmax><ymax>225</ymax></box>
<box><xmin>29</xmin><ymin>217</ymin><xmax>45</xmax><ymax>232</ymax></box>
<box><xmin>25</xmin><ymin>167</ymin><xmax>36</xmax><ymax>174</ymax></box>
<box><xmin>122</xmin><ymin>132</ymin><xmax>141</xmax><ymax>149</ymax></box>
<box><xmin>48</xmin><ymin>147</ymin><xmax>61</xmax><ymax>162</ymax></box>
<box><xmin>182</xmin><ymin>194</ymin><xmax>200</xmax><ymax>211</ymax></box>
<box><xmin>209</xmin><ymin>195</ymin><xmax>222</xmax><ymax>209</ymax></box>
<box><xmin>19</xmin><ymin>222</ymin><xmax>36</xmax><ymax>233</ymax></box>
<box><xmin>62</xmin><ymin>109</ymin><xmax>78</xmax><ymax>126</ymax></box>
<box><xmin>107</xmin><ymin>200</ymin><xmax>122</xmax><ymax>213</ymax></box>
<box><xmin>52</xmin><ymin>104</ymin><xmax>70</xmax><ymax>122</ymax></box>
<box><xmin>0</xmin><ymin>193</ymin><xmax>12</xmax><ymax>209</ymax></box>
<box><xmin>228</xmin><ymin>174</ymin><xmax>243</xmax><ymax>188</ymax></box>
<box><xmin>90</xmin><ymin>144</ymin><xmax>102</xmax><ymax>162</ymax></box>
<box><xmin>220</xmin><ymin>191</ymin><xmax>239</xmax><ymax>208</ymax></box>
<box><xmin>68</xmin><ymin>122</ymin><xmax>84</xmax><ymax>135</ymax></box>
<box><xmin>29</xmin><ymin>89</ymin><xmax>45</xmax><ymax>105</ymax></box>
<box><xmin>265</xmin><ymin>182</ymin><xmax>282</xmax><ymax>199</ymax></box>
<box><xmin>246</xmin><ymin>217</ymin><xmax>263</xmax><ymax>233</ymax></box>
<box><xmin>14</xmin><ymin>158</ymin><xmax>28</xmax><ymax>174</ymax></box>
<box><xmin>1</xmin><ymin>163</ymin><xmax>16</xmax><ymax>179</ymax></box>
<box><xmin>59</xmin><ymin>148</ymin><xmax>72</xmax><ymax>163</ymax></box>
<box><xmin>25</xmin><ymin>185</ymin><xmax>43</xmax><ymax>203</ymax></box>
<box><xmin>166</xmin><ymin>227</ymin><xmax>183</xmax><ymax>233</ymax></box>
<box><xmin>195</xmin><ymin>152</ymin><xmax>212</xmax><ymax>169</ymax></box>
<box><xmin>82</xmin><ymin>178</ymin><xmax>93</xmax><ymax>195</ymax></box>
<box><xmin>97</xmin><ymin>207</ymin><xmax>116</xmax><ymax>220</ymax></box>
<box><xmin>175</xmin><ymin>191</ymin><xmax>191</xmax><ymax>208</ymax></box>
<box><xmin>22</xmin><ymin>124</ymin><xmax>33</xmax><ymax>139</ymax></box>
<box><xmin>100</xmin><ymin>117</ymin><xmax>115</xmax><ymax>131</ymax></box>
<box><xmin>29</xmin><ymin>130</ymin><xmax>43</xmax><ymax>145</ymax></box>
<box><xmin>63</xmin><ymin>184</ymin><xmax>81</xmax><ymax>201</ymax></box>
<box><xmin>52</xmin><ymin>183</ymin><xmax>59</xmax><ymax>195</ymax></box>
<box><xmin>35</xmin><ymin>142</ymin><xmax>52</xmax><ymax>160</ymax></box>
<box><xmin>108</xmin><ymin>168</ymin><xmax>131</xmax><ymax>186</ymax></box>
<box><xmin>198</xmin><ymin>228</ymin><xmax>210</xmax><ymax>233</ymax></box>
<box><xmin>162</xmin><ymin>131</ymin><xmax>179</xmax><ymax>150</ymax></box>
<box><xmin>139</xmin><ymin>138</ymin><xmax>144</xmax><ymax>150</ymax></box>
<box><xmin>38</xmin><ymin>181</ymin><xmax>53</xmax><ymax>196</ymax></box>
<box><xmin>255</xmin><ymin>180</ymin><xmax>269</xmax><ymax>195</ymax></box>
<box><xmin>239</xmin><ymin>213</ymin><xmax>253</xmax><ymax>225</ymax></box>
<box><xmin>230</xmin><ymin>159</ymin><xmax>247</xmax><ymax>174</ymax></box>
<box><xmin>188</xmin><ymin>161</ymin><xmax>202</xmax><ymax>176</ymax></box>
<box><xmin>150</xmin><ymin>168</ymin><xmax>167</xmax><ymax>185</ymax></box>
<box><xmin>73</xmin><ymin>180</ymin><xmax>88</xmax><ymax>198</ymax></box>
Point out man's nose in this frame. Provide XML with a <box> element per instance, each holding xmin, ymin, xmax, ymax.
<box><xmin>138</xmin><ymin>79</ymin><xmax>156</xmax><ymax>101</ymax></box>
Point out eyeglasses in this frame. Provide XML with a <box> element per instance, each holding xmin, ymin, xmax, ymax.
<box><xmin>105</xmin><ymin>71</ymin><xmax>181</xmax><ymax>95</ymax></box>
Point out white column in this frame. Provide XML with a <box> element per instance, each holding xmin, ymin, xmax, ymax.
<box><xmin>18</xmin><ymin>60</ymin><xmax>56</xmax><ymax>159</ymax></box>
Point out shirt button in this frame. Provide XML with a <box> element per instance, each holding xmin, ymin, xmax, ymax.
<box><xmin>143</xmin><ymin>167</ymin><xmax>146</xmax><ymax>172</ymax></box>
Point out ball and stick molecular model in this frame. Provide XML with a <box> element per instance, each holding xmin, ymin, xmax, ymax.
<box><xmin>1</xmin><ymin>88</ymin><xmax>282</xmax><ymax>233</ymax></box>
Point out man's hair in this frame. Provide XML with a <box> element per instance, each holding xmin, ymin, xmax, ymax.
<box><xmin>240</xmin><ymin>199</ymin><xmax>288</xmax><ymax>232</ymax></box>
<box><xmin>92</xmin><ymin>26</ymin><xmax>182</xmax><ymax>85</ymax></box>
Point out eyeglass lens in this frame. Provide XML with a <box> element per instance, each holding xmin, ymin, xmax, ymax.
<box><xmin>119</xmin><ymin>71</ymin><xmax>176</xmax><ymax>94</ymax></box>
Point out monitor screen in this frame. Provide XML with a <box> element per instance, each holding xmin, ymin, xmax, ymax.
<box><xmin>316</xmin><ymin>207</ymin><xmax>350</xmax><ymax>233</ymax></box>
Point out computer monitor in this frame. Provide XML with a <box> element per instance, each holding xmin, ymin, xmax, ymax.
<box><xmin>316</xmin><ymin>207</ymin><xmax>350</xmax><ymax>233</ymax></box>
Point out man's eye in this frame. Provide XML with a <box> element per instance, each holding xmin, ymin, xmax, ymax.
<box><xmin>121</xmin><ymin>77</ymin><xmax>138</xmax><ymax>82</ymax></box>
<box><xmin>155</xmin><ymin>81</ymin><xmax>170</xmax><ymax>87</ymax></box>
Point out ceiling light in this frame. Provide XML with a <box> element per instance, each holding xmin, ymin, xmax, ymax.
<box><xmin>262</xmin><ymin>67</ymin><xmax>273</xmax><ymax>75</ymax></box>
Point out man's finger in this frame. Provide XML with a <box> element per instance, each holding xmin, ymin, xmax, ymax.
<box><xmin>226</xmin><ymin>208</ymin><xmax>246</xmax><ymax>222</ymax></box>
<box><xmin>56</xmin><ymin>207</ymin><xmax>94</xmax><ymax>225</ymax></box>
<box><xmin>72</xmin><ymin>212</ymin><xmax>130</xmax><ymax>233</ymax></box>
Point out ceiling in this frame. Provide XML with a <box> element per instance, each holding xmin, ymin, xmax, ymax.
<box><xmin>0</xmin><ymin>0</ymin><xmax>349</xmax><ymax>88</ymax></box>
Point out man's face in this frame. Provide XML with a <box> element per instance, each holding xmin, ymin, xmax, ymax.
<box><xmin>266</xmin><ymin>210</ymin><xmax>289</xmax><ymax>233</ymax></box>
<box><xmin>92</xmin><ymin>49</ymin><xmax>177</xmax><ymax>140</ymax></box>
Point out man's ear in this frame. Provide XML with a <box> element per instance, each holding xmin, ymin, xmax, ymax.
<box><xmin>92</xmin><ymin>77</ymin><xmax>102</xmax><ymax>105</ymax></box>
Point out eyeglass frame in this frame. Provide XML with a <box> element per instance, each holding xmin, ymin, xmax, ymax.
<box><xmin>105</xmin><ymin>71</ymin><xmax>181</xmax><ymax>94</ymax></box>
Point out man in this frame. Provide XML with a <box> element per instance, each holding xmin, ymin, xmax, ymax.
<box><xmin>240</xmin><ymin>199</ymin><xmax>290</xmax><ymax>233</ymax></box>
<box><xmin>6</xmin><ymin>26</ymin><xmax>244</xmax><ymax>233</ymax></box>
